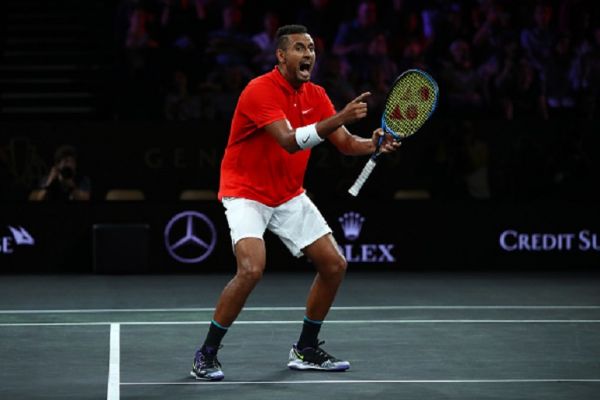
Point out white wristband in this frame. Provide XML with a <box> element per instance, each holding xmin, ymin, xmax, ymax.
<box><xmin>295</xmin><ymin>123</ymin><xmax>323</xmax><ymax>149</ymax></box>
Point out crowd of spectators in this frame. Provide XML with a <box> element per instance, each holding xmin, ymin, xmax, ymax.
<box><xmin>2</xmin><ymin>1</ymin><xmax>598</xmax><ymax>202</ymax></box>
<box><xmin>114</xmin><ymin>0</ymin><xmax>599</xmax><ymax>122</ymax></box>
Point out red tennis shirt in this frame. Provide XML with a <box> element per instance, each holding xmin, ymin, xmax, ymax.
<box><xmin>218</xmin><ymin>67</ymin><xmax>336</xmax><ymax>207</ymax></box>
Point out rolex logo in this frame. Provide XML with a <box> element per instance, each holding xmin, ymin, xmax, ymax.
<box><xmin>337</xmin><ymin>211</ymin><xmax>395</xmax><ymax>263</ymax></box>
<box><xmin>338</xmin><ymin>212</ymin><xmax>365</xmax><ymax>241</ymax></box>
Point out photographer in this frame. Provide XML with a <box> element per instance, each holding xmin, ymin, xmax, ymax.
<box><xmin>29</xmin><ymin>145</ymin><xmax>91</xmax><ymax>201</ymax></box>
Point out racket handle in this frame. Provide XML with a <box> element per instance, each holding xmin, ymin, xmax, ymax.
<box><xmin>348</xmin><ymin>158</ymin><xmax>377</xmax><ymax>197</ymax></box>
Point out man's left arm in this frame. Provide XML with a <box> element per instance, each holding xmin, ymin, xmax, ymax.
<box><xmin>327</xmin><ymin>126</ymin><xmax>401</xmax><ymax>156</ymax></box>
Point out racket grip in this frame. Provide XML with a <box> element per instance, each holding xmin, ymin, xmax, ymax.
<box><xmin>348</xmin><ymin>159</ymin><xmax>377</xmax><ymax>197</ymax></box>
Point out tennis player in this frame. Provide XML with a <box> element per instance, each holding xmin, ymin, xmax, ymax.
<box><xmin>191</xmin><ymin>24</ymin><xmax>400</xmax><ymax>381</ymax></box>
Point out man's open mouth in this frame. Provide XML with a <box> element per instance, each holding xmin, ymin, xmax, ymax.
<box><xmin>299</xmin><ymin>61</ymin><xmax>311</xmax><ymax>71</ymax></box>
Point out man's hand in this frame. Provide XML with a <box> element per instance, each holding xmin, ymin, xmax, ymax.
<box><xmin>43</xmin><ymin>166</ymin><xmax>59</xmax><ymax>188</ymax></box>
<box><xmin>339</xmin><ymin>92</ymin><xmax>371</xmax><ymax>125</ymax></box>
<box><xmin>372</xmin><ymin>128</ymin><xmax>401</xmax><ymax>154</ymax></box>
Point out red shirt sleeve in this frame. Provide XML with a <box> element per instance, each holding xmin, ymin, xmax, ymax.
<box><xmin>239</xmin><ymin>80</ymin><xmax>287</xmax><ymax>129</ymax></box>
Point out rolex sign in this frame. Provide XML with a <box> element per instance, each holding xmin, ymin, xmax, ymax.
<box><xmin>336</xmin><ymin>212</ymin><xmax>396</xmax><ymax>263</ymax></box>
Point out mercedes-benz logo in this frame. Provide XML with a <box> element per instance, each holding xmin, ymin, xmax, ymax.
<box><xmin>164</xmin><ymin>211</ymin><xmax>217</xmax><ymax>264</ymax></box>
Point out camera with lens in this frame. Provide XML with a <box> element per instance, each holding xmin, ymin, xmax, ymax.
<box><xmin>59</xmin><ymin>166</ymin><xmax>75</xmax><ymax>179</ymax></box>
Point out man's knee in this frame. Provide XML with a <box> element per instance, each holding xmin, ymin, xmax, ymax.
<box><xmin>234</xmin><ymin>238</ymin><xmax>265</xmax><ymax>284</ymax></box>
<box><xmin>236</xmin><ymin>256</ymin><xmax>264</xmax><ymax>283</ymax></box>
<box><xmin>320</xmin><ymin>254</ymin><xmax>347</xmax><ymax>280</ymax></box>
<box><xmin>334</xmin><ymin>255</ymin><xmax>348</xmax><ymax>275</ymax></box>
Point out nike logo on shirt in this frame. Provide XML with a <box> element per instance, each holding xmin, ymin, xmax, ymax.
<box><xmin>301</xmin><ymin>108</ymin><xmax>313</xmax><ymax>115</ymax></box>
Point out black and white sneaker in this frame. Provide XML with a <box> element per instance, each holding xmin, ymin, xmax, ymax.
<box><xmin>190</xmin><ymin>346</ymin><xmax>224</xmax><ymax>381</ymax></box>
<box><xmin>287</xmin><ymin>341</ymin><xmax>350</xmax><ymax>371</ymax></box>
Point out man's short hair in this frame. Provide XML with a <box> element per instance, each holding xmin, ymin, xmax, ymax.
<box><xmin>276</xmin><ymin>24</ymin><xmax>308</xmax><ymax>50</ymax></box>
<box><xmin>54</xmin><ymin>145</ymin><xmax>77</xmax><ymax>163</ymax></box>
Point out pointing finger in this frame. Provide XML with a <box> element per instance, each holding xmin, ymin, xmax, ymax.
<box><xmin>352</xmin><ymin>92</ymin><xmax>371</xmax><ymax>103</ymax></box>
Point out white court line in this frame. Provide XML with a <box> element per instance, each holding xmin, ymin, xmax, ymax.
<box><xmin>2</xmin><ymin>319</ymin><xmax>600</xmax><ymax>327</ymax></box>
<box><xmin>121</xmin><ymin>379</ymin><xmax>600</xmax><ymax>386</ymax></box>
<box><xmin>107</xmin><ymin>323</ymin><xmax>120</xmax><ymax>400</ymax></box>
<box><xmin>1</xmin><ymin>305</ymin><xmax>600</xmax><ymax>314</ymax></box>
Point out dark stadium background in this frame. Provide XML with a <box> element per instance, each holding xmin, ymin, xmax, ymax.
<box><xmin>1</xmin><ymin>0</ymin><xmax>598</xmax><ymax>272</ymax></box>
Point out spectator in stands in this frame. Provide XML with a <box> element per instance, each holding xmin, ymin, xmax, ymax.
<box><xmin>494</xmin><ymin>49</ymin><xmax>549</xmax><ymax>120</ymax></box>
<box><xmin>160</xmin><ymin>0</ymin><xmax>208</xmax><ymax>50</ymax></box>
<box><xmin>208</xmin><ymin>65</ymin><xmax>252</xmax><ymax>121</ymax></box>
<box><xmin>112</xmin><ymin>0</ymin><xmax>595</xmax><ymax>126</ymax></box>
<box><xmin>545</xmin><ymin>33</ymin><xmax>577</xmax><ymax>111</ymax></box>
<box><xmin>520</xmin><ymin>3</ymin><xmax>555</xmax><ymax>83</ymax></box>
<box><xmin>314</xmin><ymin>54</ymin><xmax>357</xmax><ymax>110</ymax></box>
<box><xmin>440</xmin><ymin>39</ymin><xmax>485</xmax><ymax>113</ymax></box>
<box><xmin>164</xmin><ymin>69</ymin><xmax>202</xmax><ymax>120</ymax></box>
<box><xmin>206</xmin><ymin>4</ymin><xmax>258</xmax><ymax>69</ymax></box>
<box><xmin>384</xmin><ymin>1</ymin><xmax>431</xmax><ymax>67</ymax></box>
<box><xmin>571</xmin><ymin>26</ymin><xmax>600</xmax><ymax>119</ymax></box>
<box><xmin>125</xmin><ymin>0</ymin><xmax>161</xmax><ymax>49</ymax></box>
<box><xmin>397</xmin><ymin>36</ymin><xmax>430</xmax><ymax>72</ymax></box>
<box><xmin>119</xmin><ymin>0</ymin><xmax>164</xmax><ymax>119</ymax></box>
<box><xmin>297</xmin><ymin>0</ymin><xmax>337</xmax><ymax>52</ymax></box>
<box><xmin>557</xmin><ymin>0</ymin><xmax>592</xmax><ymax>44</ymax></box>
<box><xmin>472</xmin><ymin>0</ymin><xmax>516</xmax><ymax>63</ymax></box>
<box><xmin>252</xmin><ymin>12</ymin><xmax>280</xmax><ymax>73</ymax></box>
<box><xmin>29</xmin><ymin>145</ymin><xmax>91</xmax><ymax>201</ymax></box>
<box><xmin>425</xmin><ymin>1</ymin><xmax>473</xmax><ymax>62</ymax></box>
<box><xmin>332</xmin><ymin>0</ymin><xmax>384</xmax><ymax>85</ymax></box>
<box><xmin>358</xmin><ymin>33</ymin><xmax>398</xmax><ymax>115</ymax></box>
<box><xmin>193</xmin><ymin>81</ymin><xmax>220</xmax><ymax>120</ymax></box>
<box><xmin>159</xmin><ymin>0</ymin><xmax>209</xmax><ymax>78</ymax></box>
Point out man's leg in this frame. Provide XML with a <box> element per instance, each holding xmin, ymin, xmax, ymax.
<box><xmin>287</xmin><ymin>234</ymin><xmax>350</xmax><ymax>371</ymax></box>
<box><xmin>191</xmin><ymin>238</ymin><xmax>266</xmax><ymax>380</ymax></box>
<box><xmin>302</xmin><ymin>234</ymin><xmax>347</xmax><ymax>324</ymax></box>
<box><xmin>213</xmin><ymin>237</ymin><xmax>266</xmax><ymax>326</ymax></box>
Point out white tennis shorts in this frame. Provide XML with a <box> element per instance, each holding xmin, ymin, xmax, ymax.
<box><xmin>222</xmin><ymin>192</ymin><xmax>332</xmax><ymax>257</ymax></box>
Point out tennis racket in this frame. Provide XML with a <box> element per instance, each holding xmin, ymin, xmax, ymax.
<box><xmin>348</xmin><ymin>69</ymin><xmax>439</xmax><ymax>196</ymax></box>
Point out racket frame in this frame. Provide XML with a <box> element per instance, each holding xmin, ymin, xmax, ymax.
<box><xmin>348</xmin><ymin>69</ymin><xmax>439</xmax><ymax>196</ymax></box>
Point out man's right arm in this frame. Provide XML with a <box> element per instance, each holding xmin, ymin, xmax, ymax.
<box><xmin>264</xmin><ymin>92</ymin><xmax>371</xmax><ymax>154</ymax></box>
<box><xmin>28</xmin><ymin>167</ymin><xmax>59</xmax><ymax>201</ymax></box>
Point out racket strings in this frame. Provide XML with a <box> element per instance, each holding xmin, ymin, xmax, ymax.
<box><xmin>384</xmin><ymin>72</ymin><xmax>437</xmax><ymax>139</ymax></box>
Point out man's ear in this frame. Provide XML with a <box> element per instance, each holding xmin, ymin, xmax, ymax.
<box><xmin>276</xmin><ymin>48</ymin><xmax>285</xmax><ymax>64</ymax></box>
